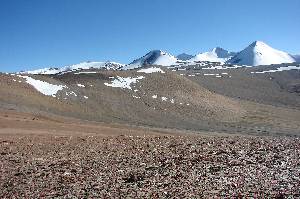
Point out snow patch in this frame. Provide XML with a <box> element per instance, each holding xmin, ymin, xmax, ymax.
<box><xmin>74</xmin><ymin>71</ymin><xmax>97</xmax><ymax>74</ymax></box>
<box><xmin>137</xmin><ymin>67</ymin><xmax>165</xmax><ymax>74</ymax></box>
<box><xmin>18</xmin><ymin>75</ymin><xmax>66</xmax><ymax>97</ymax></box>
<box><xmin>66</xmin><ymin>91</ymin><xmax>77</xmax><ymax>97</ymax></box>
<box><xmin>251</xmin><ymin>65</ymin><xmax>300</xmax><ymax>74</ymax></box>
<box><xmin>104</xmin><ymin>76</ymin><xmax>144</xmax><ymax>90</ymax></box>
<box><xmin>202</xmin><ymin>65</ymin><xmax>247</xmax><ymax>70</ymax></box>
<box><xmin>204</xmin><ymin>73</ymin><xmax>219</xmax><ymax>76</ymax></box>
<box><xmin>77</xmin><ymin>84</ymin><xmax>85</xmax><ymax>88</ymax></box>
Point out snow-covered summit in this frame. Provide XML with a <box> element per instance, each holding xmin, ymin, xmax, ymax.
<box><xmin>188</xmin><ymin>47</ymin><xmax>236</xmax><ymax>63</ymax></box>
<box><xmin>123</xmin><ymin>50</ymin><xmax>180</xmax><ymax>70</ymax></box>
<box><xmin>20</xmin><ymin>61</ymin><xmax>124</xmax><ymax>75</ymax></box>
<box><xmin>227</xmin><ymin>41</ymin><xmax>296</xmax><ymax>66</ymax></box>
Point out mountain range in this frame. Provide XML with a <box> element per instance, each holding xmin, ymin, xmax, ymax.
<box><xmin>19</xmin><ymin>41</ymin><xmax>299</xmax><ymax>74</ymax></box>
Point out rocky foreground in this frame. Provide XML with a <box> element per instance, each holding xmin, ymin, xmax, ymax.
<box><xmin>0</xmin><ymin>134</ymin><xmax>299</xmax><ymax>198</ymax></box>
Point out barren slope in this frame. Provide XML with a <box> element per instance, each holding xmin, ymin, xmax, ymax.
<box><xmin>1</xmin><ymin>64</ymin><xmax>300</xmax><ymax>136</ymax></box>
<box><xmin>0</xmin><ymin>69</ymin><xmax>244</xmax><ymax>132</ymax></box>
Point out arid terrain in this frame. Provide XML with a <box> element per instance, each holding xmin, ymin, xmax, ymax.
<box><xmin>1</xmin><ymin>63</ymin><xmax>300</xmax><ymax>136</ymax></box>
<box><xmin>0</xmin><ymin>111</ymin><xmax>299</xmax><ymax>198</ymax></box>
<box><xmin>1</xmin><ymin>63</ymin><xmax>300</xmax><ymax>198</ymax></box>
<box><xmin>1</xmin><ymin>0</ymin><xmax>299</xmax><ymax>196</ymax></box>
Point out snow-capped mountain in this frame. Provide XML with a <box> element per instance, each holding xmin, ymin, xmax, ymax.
<box><xmin>15</xmin><ymin>41</ymin><xmax>299</xmax><ymax>74</ymax></box>
<box><xmin>188</xmin><ymin>47</ymin><xmax>236</xmax><ymax>63</ymax></box>
<box><xmin>176</xmin><ymin>53</ymin><xmax>194</xmax><ymax>61</ymax></box>
<box><xmin>227</xmin><ymin>41</ymin><xmax>296</xmax><ymax>66</ymax></box>
<box><xmin>124</xmin><ymin>50</ymin><xmax>180</xmax><ymax>70</ymax></box>
<box><xmin>21</xmin><ymin>61</ymin><xmax>124</xmax><ymax>75</ymax></box>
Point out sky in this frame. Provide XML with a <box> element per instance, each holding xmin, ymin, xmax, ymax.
<box><xmin>0</xmin><ymin>0</ymin><xmax>299</xmax><ymax>72</ymax></box>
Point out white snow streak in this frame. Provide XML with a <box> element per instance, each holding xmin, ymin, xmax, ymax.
<box><xmin>202</xmin><ymin>65</ymin><xmax>248</xmax><ymax>70</ymax></box>
<box><xmin>104</xmin><ymin>76</ymin><xmax>144</xmax><ymax>90</ymax></box>
<box><xmin>251</xmin><ymin>65</ymin><xmax>300</xmax><ymax>74</ymax></box>
<box><xmin>77</xmin><ymin>84</ymin><xmax>85</xmax><ymax>87</ymax></box>
<box><xmin>74</xmin><ymin>72</ymin><xmax>97</xmax><ymax>74</ymax></box>
<box><xmin>18</xmin><ymin>75</ymin><xmax>66</xmax><ymax>97</ymax></box>
<box><xmin>137</xmin><ymin>67</ymin><xmax>165</xmax><ymax>74</ymax></box>
<box><xmin>161</xmin><ymin>97</ymin><xmax>168</xmax><ymax>101</ymax></box>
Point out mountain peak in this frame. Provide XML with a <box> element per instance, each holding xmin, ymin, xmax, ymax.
<box><xmin>249</xmin><ymin>40</ymin><xmax>268</xmax><ymax>47</ymax></box>
<box><xmin>149</xmin><ymin>50</ymin><xmax>164</xmax><ymax>54</ymax></box>
<box><xmin>188</xmin><ymin>47</ymin><xmax>235</xmax><ymax>63</ymax></box>
<box><xmin>124</xmin><ymin>50</ymin><xmax>178</xmax><ymax>70</ymax></box>
<box><xmin>211</xmin><ymin>47</ymin><xmax>232</xmax><ymax>57</ymax></box>
<box><xmin>227</xmin><ymin>41</ymin><xmax>295</xmax><ymax>66</ymax></box>
<box><xmin>212</xmin><ymin>47</ymin><xmax>225</xmax><ymax>51</ymax></box>
<box><xmin>145</xmin><ymin>50</ymin><xmax>176</xmax><ymax>58</ymax></box>
<box><xmin>176</xmin><ymin>53</ymin><xmax>193</xmax><ymax>61</ymax></box>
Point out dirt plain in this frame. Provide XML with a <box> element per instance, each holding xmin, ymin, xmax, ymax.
<box><xmin>0</xmin><ymin>110</ymin><xmax>299</xmax><ymax>198</ymax></box>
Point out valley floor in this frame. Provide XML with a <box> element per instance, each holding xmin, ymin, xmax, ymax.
<box><xmin>0</xmin><ymin>111</ymin><xmax>299</xmax><ymax>198</ymax></box>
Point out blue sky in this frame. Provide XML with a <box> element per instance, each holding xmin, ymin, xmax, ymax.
<box><xmin>0</xmin><ymin>0</ymin><xmax>299</xmax><ymax>72</ymax></box>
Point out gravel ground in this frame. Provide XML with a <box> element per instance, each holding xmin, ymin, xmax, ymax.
<box><xmin>0</xmin><ymin>134</ymin><xmax>299</xmax><ymax>198</ymax></box>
